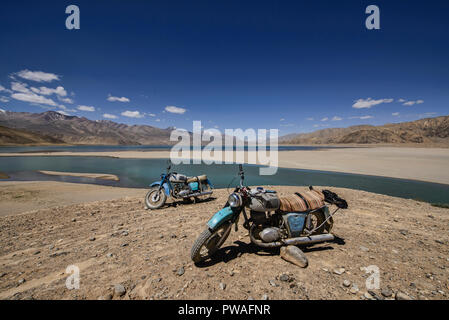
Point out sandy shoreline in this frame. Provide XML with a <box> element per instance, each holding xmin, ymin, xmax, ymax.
<box><xmin>0</xmin><ymin>182</ymin><xmax>447</xmax><ymax>300</ymax></box>
<box><xmin>1</xmin><ymin>147</ymin><xmax>449</xmax><ymax>184</ymax></box>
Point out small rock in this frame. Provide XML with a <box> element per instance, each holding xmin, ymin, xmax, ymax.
<box><xmin>279</xmin><ymin>274</ymin><xmax>290</xmax><ymax>282</ymax></box>
<box><xmin>219</xmin><ymin>282</ymin><xmax>226</xmax><ymax>290</ymax></box>
<box><xmin>18</xmin><ymin>278</ymin><xmax>26</xmax><ymax>285</ymax></box>
<box><xmin>435</xmin><ymin>239</ymin><xmax>445</xmax><ymax>245</ymax></box>
<box><xmin>262</xmin><ymin>294</ymin><xmax>269</xmax><ymax>300</ymax></box>
<box><xmin>333</xmin><ymin>267</ymin><xmax>345</xmax><ymax>275</ymax></box>
<box><xmin>106</xmin><ymin>253</ymin><xmax>113</xmax><ymax>258</ymax></box>
<box><xmin>269</xmin><ymin>280</ymin><xmax>278</xmax><ymax>287</ymax></box>
<box><xmin>381</xmin><ymin>288</ymin><xmax>393</xmax><ymax>297</ymax></box>
<box><xmin>399</xmin><ymin>230</ymin><xmax>408</xmax><ymax>236</ymax></box>
<box><xmin>364</xmin><ymin>292</ymin><xmax>375</xmax><ymax>300</ymax></box>
<box><xmin>89</xmin><ymin>237</ymin><xmax>96</xmax><ymax>241</ymax></box>
<box><xmin>170</xmin><ymin>234</ymin><xmax>177</xmax><ymax>239</ymax></box>
<box><xmin>0</xmin><ymin>273</ymin><xmax>6</xmax><ymax>278</ymax></box>
<box><xmin>343</xmin><ymin>280</ymin><xmax>351</xmax><ymax>287</ymax></box>
<box><xmin>121</xmin><ymin>243</ymin><xmax>128</xmax><ymax>247</ymax></box>
<box><xmin>395</xmin><ymin>291</ymin><xmax>413</xmax><ymax>300</ymax></box>
<box><xmin>350</xmin><ymin>284</ymin><xmax>359</xmax><ymax>294</ymax></box>
<box><xmin>177</xmin><ymin>267</ymin><xmax>185</xmax><ymax>276</ymax></box>
<box><xmin>33</xmin><ymin>250</ymin><xmax>40</xmax><ymax>255</ymax></box>
<box><xmin>114</xmin><ymin>284</ymin><xmax>126</xmax><ymax>297</ymax></box>
<box><xmin>359</xmin><ymin>246</ymin><xmax>369</xmax><ymax>252</ymax></box>
<box><xmin>368</xmin><ymin>290</ymin><xmax>384</xmax><ymax>300</ymax></box>
<box><xmin>99</xmin><ymin>293</ymin><xmax>113</xmax><ymax>300</ymax></box>
<box><xmin>280</xmin><ymin>246</ymin><xmax>308</xmax><ymax>268</ymax></box>
<box><xmin>121</xmin><ymin>231</ymin><xmax>129</xmax><ymax>236</ymax></box>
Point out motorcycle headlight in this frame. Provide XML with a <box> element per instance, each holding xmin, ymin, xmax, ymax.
<box><xmin>228</xmin><ymin>193</ymin><xmax>241</xmax><ymax>208</ymax></box>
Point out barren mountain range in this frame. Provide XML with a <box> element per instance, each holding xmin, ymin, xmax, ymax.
<box><xmin>280</xmin><ymin>116</ymin><xmax>449</xmax><ymax>146</ymax></box>
<box><xmin>0</xmin><ymin>110</ymin><xmax>448</xmax><ymax>146</ymax></box>
<box><xmin>0</xmin><ymin>110</ymin><xmax>175</xmax><ymax>145</ymax></box>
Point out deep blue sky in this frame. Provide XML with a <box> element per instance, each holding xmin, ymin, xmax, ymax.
<box><xmin>1</xmin><ymin>0</ymin><xmax>448</xmax><ymax>134</ymax></box>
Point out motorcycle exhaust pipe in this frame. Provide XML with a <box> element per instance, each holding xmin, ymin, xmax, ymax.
<box><xmin>284</xmin><ymin>234</ymin><xmax>335</xmax><ymax>246</ymax></box>
<box><xmin>183</xmin><ymin>191</ymin><xmax>213</xmax><ymax>198</ymax></box>
<box><xmin>250</xmin><ymin>229</ymin><xmax>334</xmax><ymax>248</ymax></box>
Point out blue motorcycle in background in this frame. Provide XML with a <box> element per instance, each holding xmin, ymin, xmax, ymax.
<box><xmin>145</xmin><ymin>162</ymin><xmax>214</xmax><ymax>209</ymax></box>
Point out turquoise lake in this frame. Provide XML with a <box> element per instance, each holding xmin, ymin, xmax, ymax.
<box><xmin>1</xmin><ymin>156</ymin><xmax>448</xmax><ymax>205</ymax></box>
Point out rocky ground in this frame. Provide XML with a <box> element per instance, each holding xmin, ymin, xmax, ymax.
<box><xmin>0</xmin><ymin>185</ymin><xmax>448</xmax><ymax>300</ymax></box>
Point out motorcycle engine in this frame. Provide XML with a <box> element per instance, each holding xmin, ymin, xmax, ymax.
<box><xmin>259</xmin><ymin>227</ymin><xmax>282</xmax><ymax>242</ymax></box>
<box><xmin>178</xmin><ymin>187</ymin><xmax>190</xmax><ymax>197</ymax></box>
<box><xmin>250</xmin><ymin>210</ymin><xmax>269</xmax><ymax>225</ymax></box>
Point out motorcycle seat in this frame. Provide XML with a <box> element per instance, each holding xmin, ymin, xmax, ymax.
<box><xmin>186</xmin><ymin>175</ymin><xmax>208</xmax><ymax>183</ymax></box>
<box><xmin>279</xmin><ymin>189</ymin><xmax>325</xmax><ymax>212</ymax></box>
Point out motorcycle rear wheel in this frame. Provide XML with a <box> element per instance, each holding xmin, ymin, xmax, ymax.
<box><xmin>191</xmin><ymin>222</ymin><xmax>232</xmax><ymax>263</ymax></box>
<box><xmin>145</xmin><ymin>187</ymin><xmax>167</xmax><ymax>210</ymax></box>
<box><xmin>304</xmin><ymin>210</ymin><xmax>326</xmax><ymax>235</ymax></box>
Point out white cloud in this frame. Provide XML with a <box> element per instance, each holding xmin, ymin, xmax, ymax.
<box><xmin>15</xmin><ymin>69</ymin><xmax>60</xmax><ymax>82</ymax></box>
<box><xmin>398</xmin><ymin>98</ymin><xmax>406</xmax><ymax>103</ymax></box>
<box><xmin>155</xmin><ymin>118</ymin><xmax>161</xmax><ymax>122</ymax></box>
<box><xmin>31</xmin><ymin>86</ymin><xmax>67</xmax><ymax>97</ymax></box>
<box><xmin>147</xmin><ymin>113</ymin><xmax>156</xmax><ymax>117</ymax></box>
<box><xmin>352</xmin><ymin>98</ymin><xmax>393</xmax><ymax>109</ymax></box>
<box><xmin>321</xmin><ymin>117</ymin><xmax>328</xmax><ymax>121</ymax></box>
<box><xmin>107</xmin><ymin>95</ymin><xmax>130</xmax><ymax>103</ymax></box>
<box><xmin>11</xmin><ymin>82</ymin><xmax>31</xmax><ymax>93</ymax></box>
<box><xmin>331</xmin><ymin>116</ymin><xmax>342</xmax><ymax>121</ymax></box>
<box><xmin>392</xmin><ymin>112</ymin><xmax>400</xmax><ymax>116</ymax></box>
<box><xmin>58</xmin><ymin>97</ymin><xmax>74</xmax><ymax>104</ymax></box>
<box><xmin>306</xmin><ymin>117</ymin><xmax>314</xmax><ymax>121</ymax></box>
<box><xmin>165</xmin><ymin>105</ymin><xmax>186</xmax><ymax>114</ymax></box>
<box><xmin>56</xmin><ymin>110</ymin><xmax>70</xmax><ymax>116</ymax></box>
<box><xmin>349</xmin><ymin>115</ymin><xmax>373</xmax><ymax>120</ymax></box>
<box><xmin>103</xmin><ymin>113</ymin><xmax>118</xmax><ymax>119</ymax></box>
<box><xmin>0</xmin><ymin>96</ymin><xmax>9</xmax><ymax>103</ymax></box>
<box><xmin>11</xmin><ymin>92</ymin><xmax>58</xmax><ymax>106</ymax></box>
<box><xmin>121</xmin><ymin>110</ymin><xmax>144</xmax><ymax>118</ymax></box>
<box><xmin>280</xmin><ymin>118</ymin><xmax>285</xmax><ymax>121</ymax></box>
<box><xmin>402</xmin><ymin>99</ymin><xmax>424</xmax><ymax>106</ymax></box>
<box><xmin>0</xmin><ymin>85</ymin><xmax>11</xmax><ymax>93</ymax></box>
<box><xmin>77</xmin><ymin>105</ymin><xmax>95</xmax><ymax>112</ymax></box>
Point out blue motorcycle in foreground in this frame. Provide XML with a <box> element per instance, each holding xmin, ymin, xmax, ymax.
<box><xmin>191</xmin><ymin>165</ymin><xmax>348</xmax><ymax>265</ymax></box>
<box><xmin>145</xmin><ymin>163</ymin><xmax>214</xmax><ymax>209</ymax></box>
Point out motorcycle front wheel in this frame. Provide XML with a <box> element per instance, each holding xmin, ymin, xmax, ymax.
<box><xmin>145</xmin><ymin>187</ymin><xmax>167</xmax><ymax>209</ymax></box>
<box><xmin>191</xmin><ymin>222</ymin><xmax>232</xmax><ymax>264</ymax></box>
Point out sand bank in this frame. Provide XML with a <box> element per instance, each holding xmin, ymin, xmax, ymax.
<box><xmin>39</xmin><ymin>170</ymin><xmax>119</xmax><ymax>181</ymax></box>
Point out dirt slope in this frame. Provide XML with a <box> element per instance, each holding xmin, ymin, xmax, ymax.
<box><xmin>0</xmin><ymin>186</ymin><xmax>448</xmax><ymax>300</ymax></box>
<box><xmin>0</xmin><ymin>125</ymin><xmax>64</xmax><ymax>145</ymax></box>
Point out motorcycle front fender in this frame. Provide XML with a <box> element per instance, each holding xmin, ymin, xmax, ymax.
<box><xmin>207</xmin><ymin>206</ymin><xmax>238</xmax><ymax>231</ymax></box>
<box><xmin>149</xmin><ymin>181</ymin><xmax>171</xmax><ymax>196</ymax></box>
